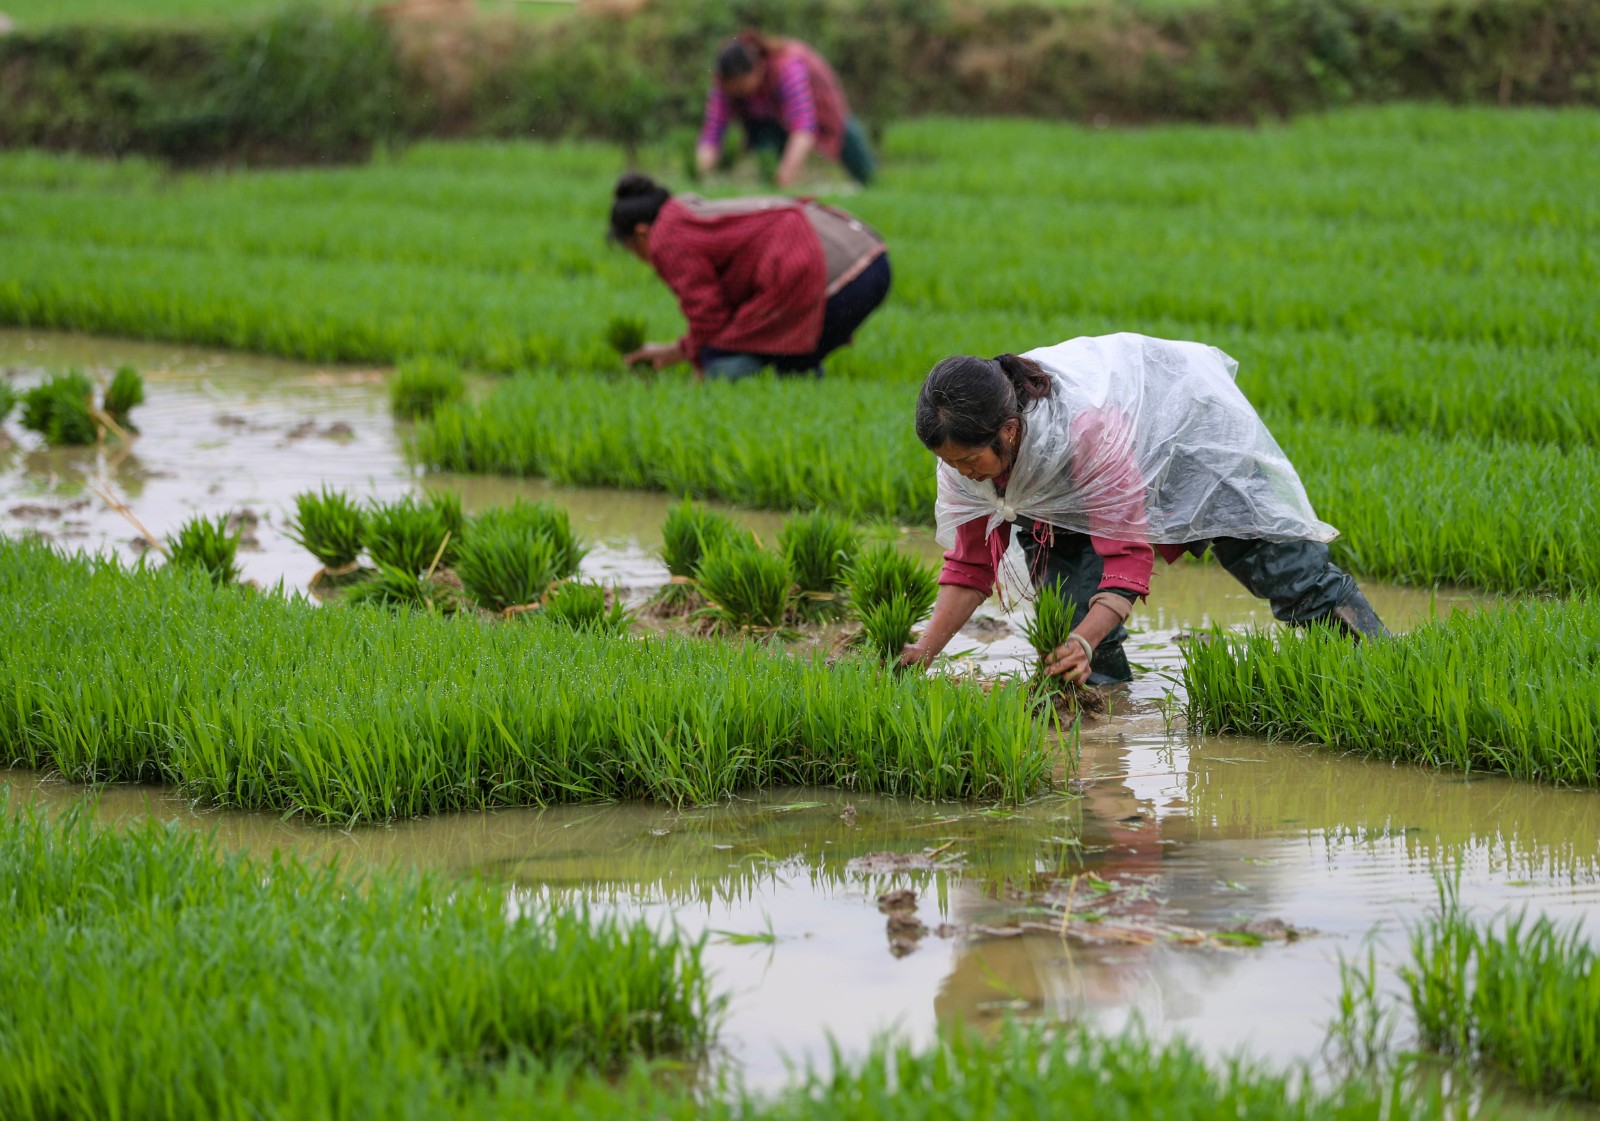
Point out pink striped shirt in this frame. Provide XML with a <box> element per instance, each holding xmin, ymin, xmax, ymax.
<box><xmin>699</xmin><ymin>54</ymin><xmax>818</xmax><ymax>149</ymax></box>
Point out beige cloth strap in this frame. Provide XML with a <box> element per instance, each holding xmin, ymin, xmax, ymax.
<box><xmin>1088</xmin><ymin>591</ymin><xmax>1135</xmax><ymax>624</ymax></box>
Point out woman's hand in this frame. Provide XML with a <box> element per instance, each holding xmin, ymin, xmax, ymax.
<box><xmin>1044</xmin><ymin>633</ymin><xmax>1094</xmax><ymax>683</ymax></box>
<box><xmin>898</xmin><ymin>641</ymin><xmax>934</xmax><ymax>670</ymax></box>
<box><xmin>624</xmin><ymin>341</ymin><xmax>685</xmax><ymax>371</ymax></box>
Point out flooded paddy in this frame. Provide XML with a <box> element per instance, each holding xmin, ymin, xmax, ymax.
<box><xmin>4</xmin><ymin>331</ymin><xmax>1596</xmax><ymax>1094</ymax></box>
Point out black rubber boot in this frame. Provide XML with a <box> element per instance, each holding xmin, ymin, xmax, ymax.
<box><xmin>1326</xmin><ymin>587</ymin><xmax>1390</xmax><ymax>642</ymax></box>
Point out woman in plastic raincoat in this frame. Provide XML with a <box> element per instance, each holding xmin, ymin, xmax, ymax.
<box><xmin>900</xmin><ymin>334</ymin><xmax>1387</xmax><ymax>685</ymax></box>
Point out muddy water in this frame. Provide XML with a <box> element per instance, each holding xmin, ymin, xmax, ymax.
<box><xmin>5</xmin><ymin>332</ymin><xmax>1596</xmax><ymax>1094</ymax></box>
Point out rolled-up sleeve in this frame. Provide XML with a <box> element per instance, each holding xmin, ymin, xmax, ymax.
<box><xmin>940</xmin><ymin>517</ymin><xmax>1003</xmax><ymax>596</ymax></box>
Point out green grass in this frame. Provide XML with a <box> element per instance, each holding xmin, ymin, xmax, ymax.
<box><xmin>389</xmin><ymin>356</ymin><xmax>466</xmax><ymax>420</ymax></box>
<box><xmin>0</xmin><ymin>538</ymin><xmax>1052</xmax><ymax>819</ymax></box>
<box><xmin>164</xmin><ymin>513</ymin><xmax>242</xmax><ymax>585</ymax></box>
<box><xmin>0</xmin><ymin>798</ymin><xmax>716</xmax><ymax>1120</ymax></box>
<box><xmin>1181</xmin><ymin>595</ymin><xmax>1600</xmax><ymax>785</ymax></box>
<box><xmin>0</xmin><ymin>108</ymin><xmax>1594</xmax><ymax>445</ymax></box>
<box><xmin>1398</xmin><ymin>881</ymin><xmax>1600</xmax><ymax>1100</ymax></box>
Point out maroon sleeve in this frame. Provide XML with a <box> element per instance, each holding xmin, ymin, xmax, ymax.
<box><xmin>940</xmin><ymin>518</ymin><xmax>1003</xmax><ymax>596</ymax></box>
<box><xmin>1090</xmin><ymin>536</ymin><xmax>1153</xmax><ymax>597</ymax></box>
<box><xmin>648</xmin><ymin>213</ymin><xmax>732</xmax><ymax>360</ymax></box>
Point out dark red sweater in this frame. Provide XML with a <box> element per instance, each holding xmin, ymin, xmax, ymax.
<box><xmin>648</xmin><ymin>198</ymin><xmax>827</xmax><ymax>364</ymax></box>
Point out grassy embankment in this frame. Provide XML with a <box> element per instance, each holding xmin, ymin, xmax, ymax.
<box><xmin>0</xmin><ymin>539</ymin><xmax>1051</xmax><ymax>821</ymax></box>
<box><xmin>0</xmin><ymin>797</ymin><xmax>1533</xmax><ymax>1121</ymax></box>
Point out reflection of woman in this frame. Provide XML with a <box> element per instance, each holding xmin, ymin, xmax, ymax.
<box><xmin>901</xmin><ymin>334</ymin><xmax>1387</xmax><ymax>684</ymax></box>
<box><xmin>608</xmin><ymin>173</ymin><xmax>890</xmax><ymax>380</ymax></box>
<box><xmin>694</xmin><ymin>32</ymin><xmax>875</xmax><ymax>188</ymax></box>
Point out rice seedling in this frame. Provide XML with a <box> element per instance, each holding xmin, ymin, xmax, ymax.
<box><xmin>847</xmin><ymin>542</ymin><xmax>939</xmax><ymax>620</ymax></box>
<box><xmin>344</xmin><ymin>560</ymin><xmax>456</xmax><ymax>614</ymax></box>
<box><xmin>365</xmin><ymin>494</ymin><xmax>457</xmax><ymax>574</ymax></box>
<box><xmin>1182</xmin><ymin>594</ymin><xmax>1600</xmax><ymax>786</ymax></box>
<box><xmin>101</xmin><ymin>364</ymin><xmax>144</xmax><ymax>429</ymax></box>
<box><xmin>389</xmin><ymin>356</ymin><xmax>466</xmax><ymax>420</ymax></box>
<box><xmin>1392</xmin><ymin>878</ymin><xmax>1600</xmax><ymax>1099</ymax></box>
<box><xmin>605</xmin><ymin>315</ymin><xmax>650</xmax><ymax>373</ymax></box>
<box><xmin>778</xmin><ymin>509</ymin><xmax>860</xmax><ymax>622</ymax></box>
<box><xmin>541</xmin><ymin>579</ymin><xmax>632</xmax><ymax>635</ymax></box>
<box><xmin>0</xmin><ymin>801</ymin><xmax>718</xmax><ymax>1120</ymax></box>
<box><xmin>19</xmin><ymin>371</ymin><xmax>97</xmax><ymax>446</ymax></box>
<box><xmin>1019</xmin><ymin>582</ymin><xmax>1101</xmax><ymax>714</ymax></box>
<box><xmin>454</xmin><ymin>521</ymin><xmax>563</xmax><ymax>614</ymax></box>
<box><xmin>857</xmin><ymin>597</ymin><xmax>922</xmax><ymax>663</ymax></box>
<box><xmin>0</xmin><ymin>538</ymin><xmax>1051</xmax><ymax>817</ymax></box>
<box><xmin>694</xmin><ymin>542</ymin><xmax>793</xmax><ymax>633</ymax></box>
<box><xmin>163</xmin><ymin>513</ymin><xmax>241</xmax><ymax>586</ymax></box>
<box><xmin>472</xmin><ymin>497</ymin><xmax>586</xmax><ymax>579</ymax></box>
<box><xmin>650</xmin><ymin>498</ymin><xmax>741</xmax><ymax>614</ymax></box>
<box><xmin>287</xmin><ymin>485</ymin><xmax>365</xmax><ymax>571</ymax></box>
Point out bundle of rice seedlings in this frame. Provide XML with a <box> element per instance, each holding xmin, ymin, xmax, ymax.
<box><xmin>695</xmin><ymin>544</ymin><xmax>793</xmax><ymax>632</ymax></box>
<box><xmin>541</xmin><ymin>580</ymin><xmax>631</xmax><ymax>635</ymax></box>
<box><xmin>20</xmin><ymin>372</ymin><xmax>97</xmax><ymax>447</ymax></box>
<box><xmin>857</xmin><ymin>597</ymin><xmax>923</xmax><ymax>663</ymax></box>
<box><xmin>288</xmin><ymin>487</ymin><xmax>365</xmax><ymax>574</ymax></box>
<box><xmin>345</xmin><ymin>561</ymin><xmax>455</xmax><ymax>614</ymax></box>
<box><xmin>471</xmin><ymin>499</ymin><xmax>586</xmax><ymax>579</ymax></box>
<box><xmin>649</xmin><ymin>498</ymin><xmax>741</xmax><ymax>615</ymax></box>
<box><xmin>604</xmin><ymin>315</ymin><xmax>647</xmax><ymax>359</ymax></box>
<box><xmin>389</xmin><ymin>358</ymin><xmax>466</xmax><ymax>420</ymax></box>
<box><xmin>1022</xmin><ymin>582</ymin><xmax>1102</xmax><ymax>714</ymax></box>
<box><xmin>778</xmin><ymin>510</ymin><xmax>860</xmax><ymax>622</ymax></box>
<box><xmin>164</xmin><ymin>514</ymin><xmax>242</xmax><ymax>586</ymax></box>
<box><xmin>455</xmin><ymin>522</ymin><xmax>563</xmax><ymax>614</ymax></box>
<box><xmin>846</xmin><ymin>542</ymin><xmax>939</xmax><ymax>620</ymax></box>
<box><xmin>102</xmin><ymin>366</ymin><xmax>145</xmax><ymax>430</ymax></box>
<box><xmin>366</xmin><ymin>495</ymin><xmax>457</xmax><ymax>574</ymax></box>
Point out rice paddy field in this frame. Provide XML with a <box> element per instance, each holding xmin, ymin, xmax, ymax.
<box><xmin>2</xmin><ymin>99</ymin><xmax>1598</xmax><ymax>1120</ymax></box>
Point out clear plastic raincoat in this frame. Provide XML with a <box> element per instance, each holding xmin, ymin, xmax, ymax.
<box><xmin>934</xmin><ymin>334</ymin><xmax>1337</xmax><ymax>560</ymax></box>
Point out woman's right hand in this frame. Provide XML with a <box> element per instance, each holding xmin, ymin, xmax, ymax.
<box><xmin>898</xmin><ymin>642</ymin><xmax>932</xmax><ymax>670</ymax></box>
<box><xmin>624</xmin><ymin>342</ymin><xmax>685</xmax><ymax>371</ymax></box>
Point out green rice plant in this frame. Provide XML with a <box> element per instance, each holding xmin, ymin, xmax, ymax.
<box><xmin>846</xmin><ymin>542</ymin><xmax>939</xmax><ymax>620</ymax></box>
<box><xmin>1023</xmin><ymin>581</ymin><xmax>1099</xmax><ymax>712</ymax></box>
<box><xmin>389</xmin><ymin>356</ymin><xmax>466</xmax><ymax>420</ymax></box>
<box><xmin>365</xmin><ymin>494</ymin><xmax>457</xmax><ymax>574</ymax></box>
<box><xmin>287</xmin><ymin>486</ymin><xmax>365</xmax><ymax>570</ymax></box>
<box><xmin>19</xmin><ymin>371</ymin><xmax>96</xmax><ymax>446</ymax></box>
<box><xmin>345</xmin><ymin>561</ymin><xmax>455</xmax><ymax>615</ymax></box>
<box><xmin>472</xmin><ymin>498</ymin><xmax>586</xmax><ymax>580</ymax></box>
<box><xmin>163</xmin><ymin>513</ymin><xmax>241</xmax><ymax>586</ymax></box>
<box><xmin>1397</xmin><ymin>879</ymin><xmax>1600</xmax><ymax>1100</ymax></box>
<box><xmin>1182</xmin><ymin>594</ymin><xmax>1600</xmax><ymax>786</ymax></box>
<box><xmin>650</xmin><ymin>498</ymin><xmax>741</xmax><ymax>614</ymax></box>
<box><xmin>857</xmin><ymin>597</ymin><xmax>922</xmax><ymax>663</ymax></box>
<box><xmin>0</xmin><ymin>801</ymin><xmax>717</xmax><ymax>1119</ymax></box>
<box><xmin>605</xmin><ymin>314</ymin><xmax>647</xmax><ymax>358</ymax></box>
<box><xmin>541</xmin><ymin>580</ymin><xmax>631</xmax><ymax>635</ymax></box>
<box><xmin>0</xmin><ymin>538</ymin><xmax>1051</xmax><ymax>817</ymax></box>
<box><xmin>778</xmin><ymin>509</ymin><xmax>860</xmax><ymax>622</ymax></box>
<box><xmin>694</xmin><ymin>543</ymin><xmax>793</xmax><ymax>633</ymax></box>
<box><xmin>455</xmin><ymin>521</ymin><xmax>563</xmax><ymax>614</ymax></box>
<box><xmin>101</xmin><ymin>364</ymin><xmax>144</xmax><ymax>428</ymax></box>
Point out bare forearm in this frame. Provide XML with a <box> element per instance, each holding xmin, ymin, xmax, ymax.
<box><xmin>905</xmin><ymin>584</ymin><xmax>986</xmax><ymax>665</ymax></box>
<box><xmin>775</xmin><ymin>131</ymin><xmax>817</xmax><ymax>187</ymax></box>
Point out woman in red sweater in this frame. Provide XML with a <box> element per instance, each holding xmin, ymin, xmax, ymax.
<box><xmin>901</xmin><ymin>335</ymin><xmax>1387</xmax><ymax>686</ymax></box>
<box><xmin>609</xmin><ymin>174</ymin><xmax>890</xmax><ymax>380</ymax></box>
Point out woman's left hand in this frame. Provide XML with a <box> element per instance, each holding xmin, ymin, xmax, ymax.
<box><xmin>625</xmin><ymin>342</ymin><xmax>684</xmax><ymax>370</ymax></box>
<box><xmin>1044</xmin><ymin>634</ymin><xmax>1094</xmax><ymax>683</ymax></box>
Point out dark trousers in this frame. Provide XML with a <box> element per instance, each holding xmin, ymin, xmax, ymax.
<box><xmin>1019</xmin><ymin>523</ymin><xmax>1362</xmax><ymax>685</ymax></box>
<box><xmin>746</xmin><ymin>115</ymin><xmax>876</xmax><ymax>185</ymax></box>
<box><xmin>699</xmin><ymin>253</ymin><xmax>891</xmax><ymax>381</ymax></box>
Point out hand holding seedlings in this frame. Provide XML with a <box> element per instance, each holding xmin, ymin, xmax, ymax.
<box><xmin>624</xmin><ymin>341</ymin><xmax>686</xmax><ymax>371</ymax></box>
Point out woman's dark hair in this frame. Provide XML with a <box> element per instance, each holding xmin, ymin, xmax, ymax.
<box><xmin>915</xmin><ymin>354</ymin><xmax>1053</xmax><ymax>452</ymax></box>
<box><xmin>608</xmin><ymin>173</ymin><xmax>671</xmax><ymax>244</ymax></box>
<box><xmin>715</xmin><ymin>32</ymin><xmax>775</xmax><ymax>82</ymax></box>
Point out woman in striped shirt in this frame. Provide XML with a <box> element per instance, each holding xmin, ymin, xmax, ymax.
<box><xmin>694</xmin><ymin>33</ymin><xmax>876</xmax><ymax>188</ymax></box>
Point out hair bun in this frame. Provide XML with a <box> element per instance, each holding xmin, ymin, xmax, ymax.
<box><xmin>614</xmin><ymin>173</ymin><xmax>662</xmax><ymax>200</ymax></box>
